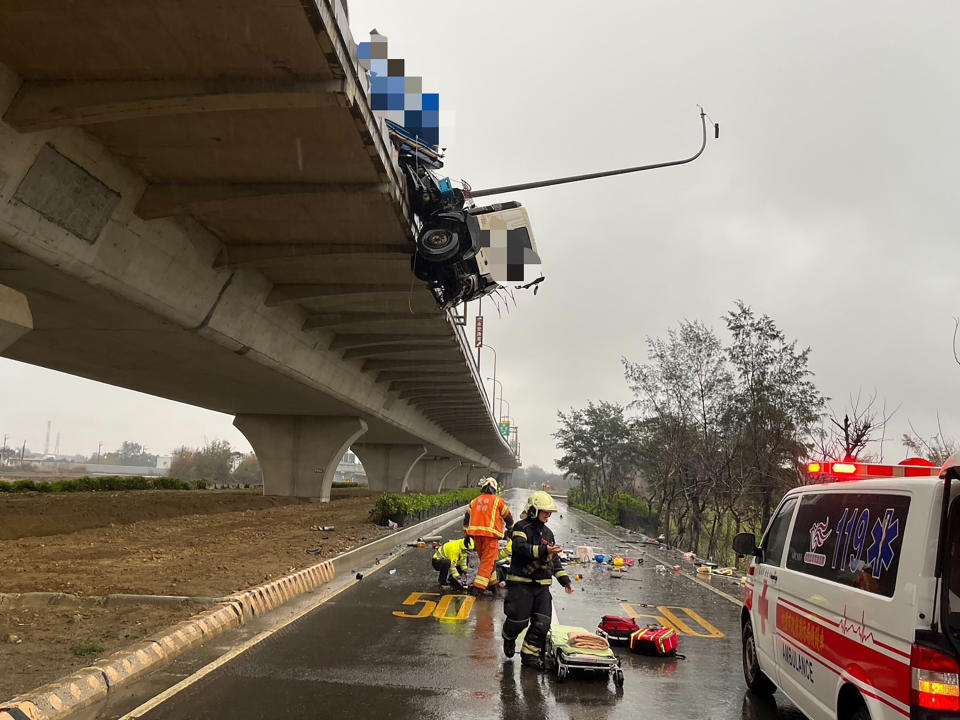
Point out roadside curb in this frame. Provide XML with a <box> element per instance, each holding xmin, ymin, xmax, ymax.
<box><xmin>0</xmin><ymin>503</ymin><xmax>467</xmax><ymax>720</ymax></box>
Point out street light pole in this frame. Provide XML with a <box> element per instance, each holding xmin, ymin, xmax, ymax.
<box><xmin>486</xmin><ymin>377</ymin><xmax>502</xmax><ymax>420</ymax></box>
<box><xmin>481</xmin><ymin>344</ymin><xmax>497</xmax><ymax>410</ymax></box>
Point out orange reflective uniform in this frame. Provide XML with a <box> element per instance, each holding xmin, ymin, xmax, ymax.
<box><xmin>466</xmin><ymin>493</ymin><xmax>513</xmax><ymax>590</ymax></box>
<box><xmin>465</xmin><ymin>494</ymin><xmax>511</xmax><ymax>538</ymax></box>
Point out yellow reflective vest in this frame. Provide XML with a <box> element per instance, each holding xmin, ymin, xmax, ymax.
<box><xmin>433</xmin><ymin>539</ymin><xmax>470</xmax><ymax>579</ymax></box>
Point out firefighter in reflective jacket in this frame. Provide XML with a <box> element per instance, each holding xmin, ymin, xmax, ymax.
<box><xmin>494</xmin><ymin>539</ymin><xmax>513</xmax><ymax>588</ymax></box>
<box><xmin>501</xmin><ymin>491</ymin><xmax>573</xmax><ymax>668</ymax></box>
<box><xmin>464</xmin><ymin>477</ymin><xmax>514</xmax><ymax>595</ymax></box>
<box><xmin>432</xmin><ymin>537</ymin><xmax>473</xmax><ymax>591</ymax></box>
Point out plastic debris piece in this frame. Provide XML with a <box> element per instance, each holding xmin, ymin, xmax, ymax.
<box><xmin>673</xmin><ymin>565</ymin><xmax>681</xmax><ymax>572</ymax></box>
<box><xmin>696</xmin><ymin>566</ymin><xmax>713</xmax><ymax>574</ymax></box>
<box><xmin>355</xmin><ymin>573</ymin><xmax>364</xmax><ymax>580</ymax></box>
<box><xmin>655</xmin><ymin>564</ymin><xmax>667</xmax><ymax>574</ymax></box>
<box><xmin>389</xmin><ymin>568</ymin><xmax>397</xmax><ymax>575</ymax></box>
<box><xmin>387</xmin><ymin>520</ymin><xmax>398</xmax><ymax>529</ymax></box>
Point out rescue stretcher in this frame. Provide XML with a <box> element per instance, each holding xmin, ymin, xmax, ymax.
<box><xmin>545</xmin><ymin>625</ymin><xmax>624</xmax><ymax>688</ymax></box>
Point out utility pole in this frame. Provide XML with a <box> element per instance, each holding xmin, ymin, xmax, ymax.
<box><xmin>97</xmin><ymin>441</ymin><xmax>102</xmax><ymax>462</ymax></box>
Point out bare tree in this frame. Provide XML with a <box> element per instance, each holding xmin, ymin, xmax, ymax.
<box><xmin>902</xmin><ymin>416</ymin><xmax>958</xmax><ymax>465</ymax></box>
<box><xmin>812</xmin><ymin>389</ymin><xmax>898</xmax><ymax>462</ymax></box>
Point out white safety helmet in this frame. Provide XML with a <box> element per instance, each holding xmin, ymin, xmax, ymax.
<box><xmin>480</xmin><ymin>476</ymin><xmax>498</xmax><ymax>492</ymax></box>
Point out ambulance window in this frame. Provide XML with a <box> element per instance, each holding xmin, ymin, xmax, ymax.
<box><xmin>761</xmin><ymin>497</ymin><xmax>797</xmax><ymax>567</ymax></box>
<box><xmin>785</xmin><ymin>492</ymin><xmax>910</xmax><ymax>597</ymax></box>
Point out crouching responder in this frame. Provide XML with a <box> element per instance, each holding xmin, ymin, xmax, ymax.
<box><xmin>494</xmin><ymin>538</ymin><xmax>512</xmax><ymax>588</ymax></box>
<box><xmin>501</xmin><ymin>491</ymin><xmax>573</xmax><ymax>668</ymax></box>
<box><xmin>464</xmin><ymin>477</ymin><xmax>514</xmax><ymax>596</ymax></box>
<box><xmin>432</xmin><ymin>536</ymin><xmax>474</xmax><ymax>591</ymax></box>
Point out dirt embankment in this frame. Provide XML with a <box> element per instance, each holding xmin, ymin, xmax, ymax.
<box><xmin>0</xmin><ymin>488</ymin><xmax>390</xmax><ymax>701</ymax></box>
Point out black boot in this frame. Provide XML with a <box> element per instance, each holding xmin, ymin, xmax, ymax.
<box><xmin>503</xmin><ymin>637</ymin><xmax>516</xmax><ymax>658</ymax></box>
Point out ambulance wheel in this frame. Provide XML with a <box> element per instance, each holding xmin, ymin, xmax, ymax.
<box><xmin>614</xmin><ymin>669</ymin><xmax>624</xmax><ymax>687</ymax></box>
<box><xmin>849</xmin><ymin>702</ymin><xmax>871</xmax><ymax>720</ymax></box>
<box><xmin>742</xmin><ymin>620</ymin><xmax>776</xmax><ymax>696</ymax></box>
<box><xmin>557</xmin><ymin>665</ymin><xmax>568</xmax><ymax>683</ymax></box>
<box><xmin>417</xmin><ymin>220</ymin><xmax>462</xmax><ymax>261</ymax></box>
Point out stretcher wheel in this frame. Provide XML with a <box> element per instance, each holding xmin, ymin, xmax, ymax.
<box><xmin>557</xmin><ymin>665</ymin><xmax>568</xmax><ymax>683</ymax></box>
<box><xmin>614</xmin><ymin>669</ymin><xmax>624</xmax><ymax>687</ymax></box>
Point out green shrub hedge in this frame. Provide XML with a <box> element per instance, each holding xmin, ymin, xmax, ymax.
<box><xmin>0</xmin><ymin>476</ymin><xmax>207</xmax><ymax>493</ymax></box>
<box><xmin>567</xmin><ymin>487</ymin><xmax>656</xmax><ymax>533</ymax></box>
<box><xmin>370</xmin><ymin>488</ymin><xmax>480</xmax><ymax>525</ymax></box>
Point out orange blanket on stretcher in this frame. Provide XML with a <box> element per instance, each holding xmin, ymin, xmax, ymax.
<box><xmin>566</xmin><ymin>631</ymin><xmax>610</xmax><ymax>650</ymax></box>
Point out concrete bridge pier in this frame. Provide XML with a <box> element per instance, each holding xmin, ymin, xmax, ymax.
<box><xmin>353</xmin><ymin>443</ymin><xmax>427</xmax><ymax>493</ymax></box>
<box><xmin>404</xmin><ymin>457</ymin><xmax>460</xmax><ymax>494</ymax></box>
<box><xmin>233</xmin><ymin>415</ymin><xmax>368</xmax><ymax>502</ymax></box>
<box><xmin>438</xmin><ymin>463</ymin><xmax>470</xmax><ymax>490</ymax></box>
<box><xmin>0</xmin><ymin>285</ymin><xmax>32</xmax><ymax>353</ymax></box>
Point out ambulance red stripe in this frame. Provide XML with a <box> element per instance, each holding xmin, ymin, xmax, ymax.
<box><xmin>777</xmin><ymin>631</ymin><xmax>909</xmax><ymax>717</ymax></box>
<box><xmin>777</xmin><ymin>602</ymin><xmax>911</xmax><ymax>708</ymax></box>
<box><xmin>778</xmin><ymin>596</ymin><xmax>839</xmax><ymax>627</ymax></box>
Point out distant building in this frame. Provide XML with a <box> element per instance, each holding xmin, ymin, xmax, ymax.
<box><xmin>335</xmin><ymin>450</ymin><xmax>366</xmax><ymax>484</ymax></box>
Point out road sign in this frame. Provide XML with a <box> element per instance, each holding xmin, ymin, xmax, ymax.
<box><xmin>499</xmin><ymin>420</ymin><xmax>510</xmax><ymax>438</ymax></box>
<box><xmin>475</xmin><ymin>316</ymin><xmax>483</xmax><ymax>348</ymax></box>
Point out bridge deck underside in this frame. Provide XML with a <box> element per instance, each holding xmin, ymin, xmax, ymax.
<box><xmin>0</xmin><ymin>0</ymin><xmax>516</xmax><ymax>468</ymax></box>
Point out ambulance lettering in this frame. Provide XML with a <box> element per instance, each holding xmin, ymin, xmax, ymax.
<box><xmin>781</xmin><ymin>641</ymin><xmax>815</xmax><ymax>683</ymax></box>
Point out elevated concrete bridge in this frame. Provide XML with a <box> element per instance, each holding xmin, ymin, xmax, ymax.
<box><xmin>0</xmin><ymin>0</ymin><xmax>516</xmax><ymax>499</ymax></box>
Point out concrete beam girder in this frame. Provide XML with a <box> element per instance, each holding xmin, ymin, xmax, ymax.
<box><xmin>363</xmin><ymin>359</ymin><xmax>462</xmax><ymax>371</ymax></box>
<box><xmin>377</xmin><ymin>370</ymin><xmax>466</xmax><ymax>382</ymax></box>
<box><xmin>398</xmin><ymin>391</ymin><xmax>477</xmax><ymax>402</ymax></box>
<box><xmin>353</xmin><ymin>443</ymin><xmax>427</xmax><ymax>494</ymax></box>
<box><xmin>343</xmin><ymin>344</ymin><xmax>453</xmax><ymax>360</ymax></box>
<box><xmin>215</xmin><ymin>244</ymin><xmax>411</xmax><ymax>270</ymax></box>
<box><xmin>390</xmin><ymin>382</ymin><xmax>477</xmax><ymax>394</ymax></box>
<box><xmin>330</xmin><ymin>333</ymin><xmax>450</xmax><ymax>351</ymax></box>
<box><xmin>306</xmin><ymin>312</ymin><xmax>436</xmax><ymax>331</ymax></box>
<box><xmin>4</xmin><ymin>78</ymin><xmax>349</xmax><ymax>132</ymax></box>
<box><xmin>0</xmin><ymin>284</ymin><xmax>33</xmax><ymax>353</ymax></box>
<box><xmin>233</xmin><ymin>415</ymin><xmax>368</xmax><ymax>502</ymax></box>
<box><xmin>265</xmin><ymin>284</ymin><xmax>412</xmax><ymax>307</ymax></box>
<box><xmin>404</xmin><ymin>458</ymin><xmax>461</xmax><ymax>494</ymax></box>
<box><xmin>137</xmin><ymin>182</ymin><xmax>391</xmax><ymax>220</ymax></box>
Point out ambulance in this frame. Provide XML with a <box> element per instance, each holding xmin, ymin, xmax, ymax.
<box><xmin>734</xmin><ymin>454</ymin><xmax>960</xmax><ymax>720</ymax></box>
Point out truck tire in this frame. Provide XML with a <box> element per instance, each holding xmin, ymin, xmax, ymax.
<box><xmin>742</xmin><ymin>620</ymin><xmax>777</xmax><ymax>697</ymax></box>
<box><xmin>416</xmin><ymin>219</ymin><xmax>462</xmax><ymax>261</ymax></box>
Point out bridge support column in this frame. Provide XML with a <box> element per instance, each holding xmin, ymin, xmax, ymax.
<box><xmin>353</xmin><ymin>443</ymin><xmax>427</xmax><ymax>493</ymax></box>
<box><xmin>439</xmin><ymin>464</ymin><xmax>470</xmax><ymax>490</ymax></box>
<box><xmin>232</xmin><ymin>415</ymin><xmax>367</xmax><ymax>502</ymax></box>
<box><xmin>405</xmin><ymin>458</ymin><xmax>460</xmax><ymax>494</ymax></box>
<box><xmin>496</xmin><ymin>472</ymin><xmax>513</xmax><ymax>491</ymax></box>
<box><xmin>0</xmin><ymin>285</ymin><xmax>32</xmax><ymax>354</ymax></box>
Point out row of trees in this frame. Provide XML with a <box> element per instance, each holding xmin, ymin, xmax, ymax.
<box><xmin>169</xmin><ymin>440</ymin><xmax>261</xmax><ymax>486</ymax></box>
<box><xmin>555</xmin><ymin>301</ymin><xmax>955</xmax><ymax>564</ymax></box>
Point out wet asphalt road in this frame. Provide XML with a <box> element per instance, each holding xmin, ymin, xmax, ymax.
<box><xmin>131</xmin><ymin>492</ymin><xmax>805</xmax><ymax>720</ymax></box>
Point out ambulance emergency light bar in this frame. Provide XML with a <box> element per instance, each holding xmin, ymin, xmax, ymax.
<box><xmin>808</xmin><ymin>458</ymin><xmax>938</xmax><ymax>481</ymax></box>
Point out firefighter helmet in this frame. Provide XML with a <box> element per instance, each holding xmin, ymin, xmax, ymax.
<box><xmin>463</xmin><ymin>536</ymin><xmax>474</xmax><ymax>550</ymax></box>
<box><xmin>526</xmin><ymin>490</ymin><xmax>558</xmax><ymax>518</ymax></box>
<box><xmin>480</xmin><ymin>477</ymin><xmax>498</xmax><ymax>493</ymax></box>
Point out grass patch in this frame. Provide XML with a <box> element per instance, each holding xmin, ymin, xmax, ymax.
<box><xmin>70</xmin><ymin>641</ymin><xmax>105</xmax><ymax>656</ymax></box>
<box><xmin>0</xmin><ymin>476</ymin><xmax>205</xmax><ymax>493</ymax></box>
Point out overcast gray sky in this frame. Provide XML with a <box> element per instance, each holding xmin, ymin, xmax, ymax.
<box><xmin>3</xmin><ymin>1</ymin><xmax>959</xmax><ymax>470</ymax></box>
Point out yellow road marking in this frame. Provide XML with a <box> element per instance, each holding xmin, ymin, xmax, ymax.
<box><xmin>119</xmin><ymin>553</ymin><xmax>401</xmax><ymax>719</ymax></box>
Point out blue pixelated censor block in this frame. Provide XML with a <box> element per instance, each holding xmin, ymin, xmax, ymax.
<box><xmin>358</xmin><ymin>31</ymin><xmax>440</xmax><ymax>149</ymax></box>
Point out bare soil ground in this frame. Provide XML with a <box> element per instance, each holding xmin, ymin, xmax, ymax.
<box><xmin>0</xmin><ymin>488</ymin><xmax>391</xmax><ymax>701</ymax></box>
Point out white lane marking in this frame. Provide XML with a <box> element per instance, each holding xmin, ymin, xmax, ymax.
<box><xmin>566</xmin><ymin>507</ymin><xmax>742</xmax><ymax>607</ymax></box>
<box><xmin>119</xmin><ymin>554</ymin><xmax>402</xmax><ymax>719</ymax></box>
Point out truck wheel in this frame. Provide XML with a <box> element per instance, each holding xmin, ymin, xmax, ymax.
<box><xmin>742</xmin><ymin>620</ymin><xmax>776</xmax><ymax>696</ymax></box>
<box><xmin>417</xmin><ymin>220</ymin><xmax>462</xmax><ymax>261</ymax></box>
